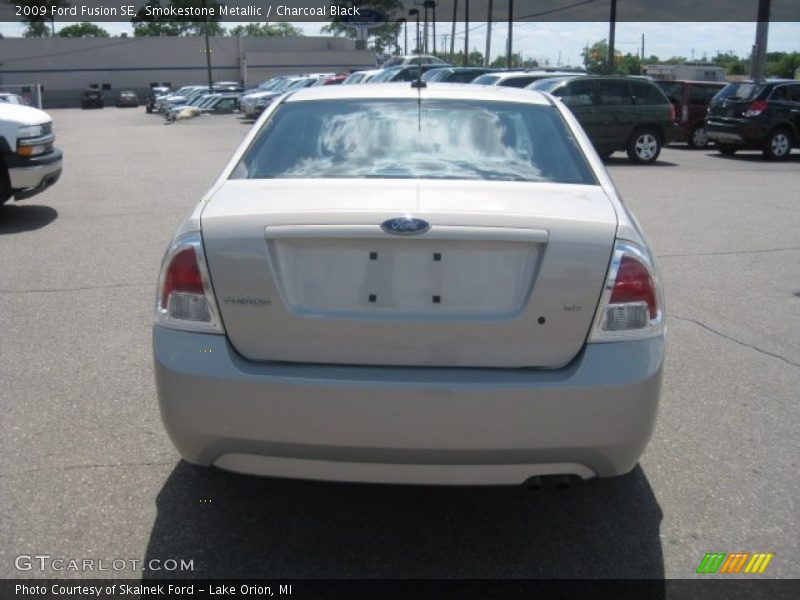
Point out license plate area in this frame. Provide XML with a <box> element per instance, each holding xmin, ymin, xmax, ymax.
<box><xmin>266</xmin><ymin>236</ymin><xmax>542</xmax><ymax>320</ymax></box>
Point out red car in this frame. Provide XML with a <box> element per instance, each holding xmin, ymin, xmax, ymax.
<box><xmin>656</xmin><ymin>80</ymin><xmax>726</xmax><ymax>148</ymax></box>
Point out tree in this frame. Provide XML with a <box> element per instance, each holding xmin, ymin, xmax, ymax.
<box><xmin>617</xmin><ymin>52</ymin><xmax>642</xmax><ymax>75</ymax></box>
<box><xmin>9</xmin><ymin>0</ymin><xmax>71</xmax><ymax>37</ymax></box>
<box><xmin>322</xmin><ymin>0</ymin><xmax>403</xmax><ymax>55</ymax></box>
<box><xmin>228</xmin><ymin>23</ymin><xmax>304</xmax><ymax>37</ymax></box>
<box><xmin>58</xmin><ymin>23</ymin><xmax>110</xmax><ymax>38</ymax></box>
<box><xmin>581</xmin><ymin>39</ymin><xmax>608</xmax><ymax>73</ymax></box>
<box><xmin>490</xmin><ymin>53</ymin><xmax>537</xmax><ymax>69</ymax></box>
<box><xmin>131</xmin><ymin>0</ymin><xmax>224</xmax><ymax>37</ymax></box>
<box><xmin>766</xmin><ymin>51</ymin><xmax>800</xmax><ymax>79</ymax></box>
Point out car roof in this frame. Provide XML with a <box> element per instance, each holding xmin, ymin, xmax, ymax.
<box><xmin>286</xmin><ymin>83</ymin><xmax>552</xmax><ymax>105</ymax></box>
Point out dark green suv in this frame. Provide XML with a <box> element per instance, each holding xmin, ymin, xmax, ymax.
<box><xmin>529</xmin><ymin>76</ymin><xmax>677</xmax><ymax>163</ymax></box>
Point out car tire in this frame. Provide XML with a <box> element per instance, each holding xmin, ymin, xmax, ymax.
<box><xmin>762</xmin><ymin>127</ymin><xmax>793</xmax><ymax>160</ymax></box>
<box><xmin>717</xmin><ymin>144</ymin><xmax>737</xmax><ymax>155</ymax></box>
<box><xmin>626</xmin><ymin>128</ymin><xmax>662</xmax><ymax>164</ymax></box>
<box><xmin>688</xmin><ymin>125</ymin><xmax>710</xmax><ymax>149</ymax></box>
<box><xmin>0</xmin><ymin>165</ymin><xmax>11</xmax><ymax>206</ymax></box>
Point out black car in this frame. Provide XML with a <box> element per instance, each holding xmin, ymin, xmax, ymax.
<box><xmin>80</xmin><ymin>90</ymin><xmax>104</xmax><ymax>109</ymax></box>
<box><xmin>530</xmin><ymin>76</ymin><xmax>677</xmax><ymax>163</ymax></box>
<box><xmin>706</xmin><ymin>80</ymin><xmax>800</xmax><ymax>159</ymax></box>
<box><xmin>145</xmin><ymin>86</ymin><xmax>170</xmax><ymax>114</ymax></box>
<box><xmin>116</xmin><ymin>90</ymin><xmax>139</xmax><ymax>108</ymax></box>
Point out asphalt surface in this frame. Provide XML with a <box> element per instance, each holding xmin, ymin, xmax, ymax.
<box><xmin>1</xmin><ymin>108</ymin><xmax>798</xmax><ymax>580</ymax></box>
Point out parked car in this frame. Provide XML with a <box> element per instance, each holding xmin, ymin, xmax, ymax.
<box><xmin>212</xmin><ymin>81</ymin><xmax>243</xmax><ymax>93</ymax></box>
<box><xmin>240</xmin><ymin>77</ymin><xmax>316</xmax><ymax>118</ymax></box>
<box><xmin>706</xmin><ymin>79</ymin><xmax>800</xmax><ymax>159</ymax></box>
<box><xmin>153</xmin><ymin>83</ymin><xmax>665</xmax><ymax>485</ymax></box>
<box><xmin>369</xmin><ymin>64</ymin><xmax>451</xmax><ymax>83</ymax></box>
<box><xmin>381</xmin><ymin>54</ymin><xmax>447</xmax><ymax>68</ymax></box>
<box><xmin>145</xmin><ymin>86</ymin><xmax>170</xmax><ymax>113</ymax></box>
<box><xmin>80</xmin><ymin>89</ymin><xmax>104</xmax><ymax>109</ymax></box>
<box><xmin>116</xmin><ymin>90</ymin><xmax>140</xmax><ymax>108</ymax></box>
<box><xmin>311</xmin><ymin>74</ymin><xmax>347</xmax><ymax>86</ymax></box>
<box><xmin>530</xmin><ymin>75</ymin><xmax>677</xmax><ymax>163</ymax></box>
<box><xmin>1</xmin><ymin>102</ymin><xmax>62</xmax><ymax>206</ymax></box>
<box><xmin>155</xmin><ymin>86</ymin><xmax>209</xmax><ymax>113</ymax></box>
<box><xmin>342</xmin><ymin>70</ymin><xmax>382</xmax><ymax>84</ymax></box>
<box><xmin>0</xmin><ymin>93</ymin><xmax>25</xmax><ymax>105</ymax></box>
<box><xmin>421</xmin><ymin>67</ymin><xmax>498</xmax><ymax>83</ymax></box>
<box><xmin>655</xmin><ymin>80</ymin><xmax>726</xmax><ymax>148</ymax></box>
<box><xmin>473</xmin><ymin>70</ymin><xmax>585</xmax><ymax>88</ymax></box>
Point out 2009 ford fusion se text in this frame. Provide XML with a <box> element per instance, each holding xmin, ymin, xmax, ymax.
<box><xmin>152</xmin><ymin>83</ymin><xmax>665</xmax><ymax>486</ymax></box>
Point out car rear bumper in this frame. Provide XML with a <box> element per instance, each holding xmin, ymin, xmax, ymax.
<box><xmin>706</xmin><ymin>119</ymin><xmax>766</xmax><ymax>146</ymax></box>
<box><xmin>153</xmin><ymin>327</ymin><xmax>664</xmax><ymax>485</ymax></box>
<box><xmin>7</xmin><ymin>148</ymin><xmax>63</xmax><ymax>200</ymax></box>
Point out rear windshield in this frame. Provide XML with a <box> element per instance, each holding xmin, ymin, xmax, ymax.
<box><xmin>231</xmin><ymin>99</ymin><xmax>596</xmax><ymax>185</ymax></box>
<box><xmin>472</xmin><ymin>74</ymin><xmax>501</xmax><ymax>85</ymax></box>
<box><xmin>714</xmin><ymin>83</ymin><xmax>765</xmax><ymax>102</ymax></box>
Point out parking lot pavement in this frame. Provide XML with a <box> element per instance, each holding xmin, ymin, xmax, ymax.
<box><xmin>1</xmin><ymin>108</ymin><xmax>798</xmax><ymax>579</ymax></box>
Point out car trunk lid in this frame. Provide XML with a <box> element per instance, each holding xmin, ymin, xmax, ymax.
<box><xmin>201</xmin><ymin>179</ymin><xmax>618</xmax><ymax>368</ymax></box>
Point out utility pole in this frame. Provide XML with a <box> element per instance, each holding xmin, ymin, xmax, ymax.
<box><xmin>464</xmin><ymin>0</ymin><xmax>470</xmax><ymax>66</ymax></box>
<box><xmin>409</xmin><ymin>9</ymin><xmax>420</xmax><ymax>53</ymax></box>
<box><xmin>750</xmin><ymin>0</ymin><xmax>770</xmax><ymax>80</ymax></box>
<box><xmin>641</xmin><ymin>33</ymin><xmax>645</xmax><ymax>61</ymax></box>
<box><xmin>450</xmin><ymin>0</ymin><xmax>458</xmax><ymax>61</ymax></box>
<box><xmin>506</xmin><ymin>0</ymin><xmax>513</xmax><ymax>69</ymax></box>
<box><xmin>485</xmin><ymin>0</ymin><xmax>493</xmax><ymax>67</ymax></box>
<box><xmin>607</xmin><ymin>0</ymin><xmax>617</xmax><ymax>74</ymax></box>
<box><xmin>422</xmin><ymin>2</ymin><xmax>429</xmax><ymax>53</ymax></box>
<box><xmin>202</xmin><ymin>0</ymin><xmax>213</xmax><ymax>91</ymax></box>
<box><xmin>432</xmin><ymin>2</ymin><xmax>437</xmax><ymax>55</ymax></box>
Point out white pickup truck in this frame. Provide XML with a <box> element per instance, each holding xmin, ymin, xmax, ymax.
<box><xmin>0</xmin><ymin>103</ymin><xmax>63</xmax><ymax>206</ymax></box>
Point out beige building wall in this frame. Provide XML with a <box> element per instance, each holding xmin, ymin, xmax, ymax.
<box><xmin>0</xmin><ymin>36</ymin><xmax>376</xmax><ymax>107</ymax></box>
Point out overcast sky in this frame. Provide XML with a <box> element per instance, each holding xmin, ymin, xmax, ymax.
<box><xmin>1</xmin><ymin>21</ymin><xmax>798</xmax><ymax>66</ymax></box>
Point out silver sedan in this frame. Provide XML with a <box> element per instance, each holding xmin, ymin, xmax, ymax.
<box><xmin>153</xmin><ymin>83</ymin><xmax>665</xmax><ymax>485</ymax></box>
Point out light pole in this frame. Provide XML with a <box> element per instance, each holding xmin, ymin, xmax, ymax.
<box><xmin>485</xmin><ymin>0</ymin><xmax>493</xmax><ymax>67</ymax></box>
<box><xmin>450</xmin><ymin>0</ymin><xmax>458</xmax><ymax>61</ymax></box>
<box><xmin>607</xmin><ymin>0</ymin><xmax>617</xmax><ymax>74</ymax></box>
<box><xmin>409</xmin><ymin>9</ymin><xmax>421</xmax><ymax>54</ymax></box>
<box><xmin>424</xmin><ymin>1</ymin><xmax>437</xmax><ymax>56</ymax></box>
<box><xmin>464</xmin><ymin>0</ymin><xmax>469</xmax><ymax>66</ymax></box>
<box><xmin>202</xmin><ymin>0</ymin><xmax>213</xmax><ymax>91</ymax></box>
<box><xmin>506</xmin><ymin>0</ymin><xmax>513</xmax><ymax>69</ymax></box>
<box><xmin>397</xmin><ymin>18</ymin><xmax>407</xmax><ymax>56</ymax></box>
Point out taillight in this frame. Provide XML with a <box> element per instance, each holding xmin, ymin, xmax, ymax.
<box><xmin>589</xmin><ymin>240</ymin><xmax>664</xmax><ymax>342</ymax></box>
<box><xmin>155</xmin><ymin>232</ymin><xmax>224</xmax><ymax>333</ymax></box>
<box><xmin>668</xmin><ymin>103</ymin><xmax>676</xmax><ymax>122</ymax></box>
<box><xmin>744</xmin><ymin>100</ymin><xmax>768</xmax><ymax>116</ymax></box>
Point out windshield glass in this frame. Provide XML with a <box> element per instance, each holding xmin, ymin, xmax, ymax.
<box><xmin>472</xmin><ymin>74</ymin><xmax>503</xmax><ymax>85</ymax></box>
<box><xmin>714</xmin><ymin>82</ymin><xmax>765</xmax><ymax>102</ymax></box>
<box><xmin>231</xmin><ymin>99</ymin><xmax>595</xmax><ymax>185</ymax></box>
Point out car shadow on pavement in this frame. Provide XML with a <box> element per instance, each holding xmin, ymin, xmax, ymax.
<box><xmin>0</xmin><ymin>204</ymin><xmax>58</xmax><ymax>234</ymax></box>
<box><xmin>602</xmin><ymin>157</ymin><xmax>678</xmax><ymax>167</ymax></box>
<box><xmin>143</xmin><ymin>462</ymin><xmax>664</xmax><ymax>581</ymax></box>
<box><xmin>707</xmin><ymin>151</ymin><xmax>800</xmax><ymax>163</ymax></box>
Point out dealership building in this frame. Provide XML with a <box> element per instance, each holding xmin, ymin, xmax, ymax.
<box><xmin>0</xmin><ymin>35</ymin><xmax>377</xmax><ymax>107</ymax></box>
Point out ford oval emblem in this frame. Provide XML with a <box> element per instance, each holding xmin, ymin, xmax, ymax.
<box><xmin>381</xmin><ymin>217</ymin><xmax>431</xmax><ymax>236</ymax></box>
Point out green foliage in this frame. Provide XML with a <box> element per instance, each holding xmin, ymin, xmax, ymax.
<box><xmin>322</xmin><ymin>0</ymin><xmax>403</xmax><ymax>55</ymax></box>
<box><xmin>58</xmin><ymin>23</ymin><xmax>110</xmax><ymax>38</ymax></box>
<box><xmin>11</xmin><ymin>0</ymin><xmax>70</xmax><ymax>37</ymax></box>
<box><xmin>23</xmin><ymin>21</ymin><xmax>50</xmax><ymax>38</ymax></box>
<box><xmin>228</xmin><ymin>23</ymin><xmax>304</xmax><ymax>38</ymax></box>
<box><xmin>131</xmin><ymin>0</ymin><xmax>224</xmax><ymax>37</ymax></box>
<box><xmin>581</xmin><ymin>39</ymin><xmax>608</xmax><ymax>73</ymax></box>
<box><xmin>489</xmin><ymin>53</ymin><xmax>538</xmax><ymax>69</ymax></box>
<box><xmin>765</xmin><ymin>52</ymin><xmax>800</xmax><ymax>79</ymax></box>
<box><xmin>616</xmin><ymin>53</ymin><xmax>642</xmax><ymax>76</ymax></box>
